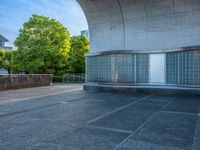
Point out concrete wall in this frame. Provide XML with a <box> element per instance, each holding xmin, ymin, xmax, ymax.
<box><xmin>77</xmin><ymin>0</ymin><xmax>200</xmax><ymax>53</ymax></box>
<box><xmin>0</xmin><ymin>75</ymin><xmax>52</xmax><ymax>91</ymax></box>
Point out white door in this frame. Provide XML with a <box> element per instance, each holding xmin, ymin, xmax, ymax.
<box><xmin>149</xmin><ymin>54</ymin><xmax>165</xmax><ymax>84</ymax></box>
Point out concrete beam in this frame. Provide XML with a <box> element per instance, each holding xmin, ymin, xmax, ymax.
<box><xmin>77</xmin><ymin>0</ymin><xmax>200</xmax><ymax>53</ymax></box>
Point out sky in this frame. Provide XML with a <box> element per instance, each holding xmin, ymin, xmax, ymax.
<box><xmin>0</xmin><ymin>0</ymin><xmax>88</xmax><ymax>47</ymax></box>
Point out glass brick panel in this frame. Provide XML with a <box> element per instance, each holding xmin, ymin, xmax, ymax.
<box><xmin>166</xmin><ymin>52</ymin><xmax>178</xmax><ymax>84</ymax></box>
<box><xmin>86</xmin><ymin>53</ymin><xmax>149</xmax><ymax>84</ymax></box>
<box><xmin>88</xmin><ymin>50</ymin><xmax>200</xmax><ymax>86</ymax></box>
<box><xmin>136</xmin><ymin>54</ymin><xmax>149</xmax><ymax>83</ymax></box>
<box><xmin>166</xmin><ymin>50</ymin><xmax>200</xmax><ymax>86</ymax></box>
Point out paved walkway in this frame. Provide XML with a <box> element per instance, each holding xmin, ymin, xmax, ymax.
<box><xmin>0</xmin><ymin>83</ymin><xmax>83</xmax><ymax>104</ymax></box>
<box><xmin>0</xmin><ymin>85</ymin><xmax>199</xmax><ymax>150</ymax></box>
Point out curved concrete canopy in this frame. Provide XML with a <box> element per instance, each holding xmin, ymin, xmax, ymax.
<box><xmin>77</xmin><ymin>0</ymin><xmax>200</xmax><ymax>53</ymax></box>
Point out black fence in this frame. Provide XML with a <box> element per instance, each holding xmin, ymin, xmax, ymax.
<box><xmin>53</xmin><ymin>73</ymin><xmax>85</xmax><ymax>83</ymax></box>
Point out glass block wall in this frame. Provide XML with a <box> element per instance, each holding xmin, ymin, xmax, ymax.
<box><xmin>166</xmin><ymin>50</ymin><xmax>200</xmax><ymax>86</ymax></box>
<box><xmin>136</xmin><ymin>54</ymin><xmax>149</xmax><ymax>83</ymax></box>
<box><xmin>86</xmin><ymin>54</ymin><xmax>149</xmax><ymax>84</ymax></box>
<box><xmin>166</xmin><ymin>53</ymin><xmax>178</xmax><ymax>84</ymax></box>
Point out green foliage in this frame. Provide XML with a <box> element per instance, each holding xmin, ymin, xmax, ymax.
<box><xmin>14</xmin><ymin>14</ymin><xmax>70</xmax><ymax>74</ymax></box>
<box><xmin>68</xmin><ymin>35</ymin><xmax>89</xmax><ymax>73</ymax></box>
<box><xmin>0</xmin><ymin>49</ymin><xmax>14</xmax><ymax>74</ymax></box>
<box><xmin>4</xmin><ymin>15</ymin><xmax>90</xmax><ymax>76</ymax></box>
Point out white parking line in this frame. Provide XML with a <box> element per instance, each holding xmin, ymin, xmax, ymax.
<box><xmin>162</xmin><ymin>110</ymin><xmax>199</xmax><ymax>116</ymax></box>
<box><xmin>87</xmin><ymin>94</ymin><xmax>153</xmax><ymax>124</ymax></box>
<box><xmin>87</xmin><ymin>125</ymin><xmax>133</xmax><ymax>134</ymax></box>
<box><xmin>113</xmin><ymin>96</ymin><xmax>176</xmax><ymax>150</ymax></box>
<box><xmin>192</xmin><ymin>106</ymin><xmax>200</xmax><ymax>150</ymax></box>
<box><xmin>59</xmin><ymin>101</ymin><xmax>69</xmax><ymax>104</ymax></box>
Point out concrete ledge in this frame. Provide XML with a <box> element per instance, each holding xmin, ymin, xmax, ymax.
<box><xmin>84</xmin><ymin>83</ymin><xmax>200</xmax><ymax>95</ymax></box>
<box><xmin>87</xmin><ymin>46</ymin><xmax>200</xmax><ymax>56</ymax></box>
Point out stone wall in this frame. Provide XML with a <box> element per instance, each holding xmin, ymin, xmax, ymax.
<box><xmin>0</xmin><ymin>75</ymin><xmax>52</xmax><ymax>91</ymax></box>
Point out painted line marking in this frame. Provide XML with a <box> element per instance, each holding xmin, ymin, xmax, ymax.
<box><xmin>0</xmin><ymin>103</ymin><xmax>61</xmax><ymax>118</ymax></box>
<box><xmin>87</xmin><ymin>125</ymin><xmax>133</xmax><ymax>134</ymax></box>
<box><xmin>0</xmin><ymin>95</ymin><xmax>88</xmax><ymax>118</ymax></box>
<box><xmin>59</xmin><ymin>101</ymin><xmax>69</xmax><ymax>104</ymax></box>
<box><xmin>161</xmin><ymin>110</ymin><xmax>199</xmax><ymax>116</ymax></box>
<box><xmin>192</xmin><ymin>107</ymin><xmax>200</xmax><ymax>150</ymax></box>
<box><xmin>113</xmin><ymin>96</ymin><xmax>176</xmax><ymax>150</ymax></box>
<box><xmin>87</xmin><ymin>94</ymin><xmax>153</xmax><ymax>124</ymax></box>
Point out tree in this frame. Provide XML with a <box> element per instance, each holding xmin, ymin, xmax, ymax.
<box><xmin>0</xmin><ymin>49</ymin><xmax>14</xmax><ymax>74</ymax></box>
<box><xmin>68</xmin><ymin>35</ymin><xmax>89</xmax><ymax>73</ymax></box>
<box><xmin>14</xmin><ymin>14</ymin><xmax>70</xmax><ymax>74</ymax></box>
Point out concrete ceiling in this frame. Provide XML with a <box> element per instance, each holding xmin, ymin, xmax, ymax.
<box><xmin>77</xmin><ymin>0</ymin><xmax>200</xmax><ymax>53</ymax></box>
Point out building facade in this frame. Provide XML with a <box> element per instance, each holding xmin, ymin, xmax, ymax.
<box><xmin>0</xmin><ymin>34</ymin><xmax>13</xmax><ymax>74</ymax></box>
<box><xmin>77</xmin><ymin>0</ymin><xmax>200</xmax><ymax>87</ymax></box>
<box><xmin>0</xmin><ymin>34</ymin><xmax>12</xmax><ymax>50</ymax></box>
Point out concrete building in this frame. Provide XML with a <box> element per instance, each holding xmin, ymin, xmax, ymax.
<box><xmin>0</xmin><ymin>34</ymin><xmax>12</xmax><ymax>50</ymax></box>
<box><xmin>77</xmin><ymin>0</ymin><xmax>200</xmax><ymax>90</ymax></box>
<box><xmin>0</xmin><ymin>34</ymin><xmax>13</xmax><ymax>74</ymax></box>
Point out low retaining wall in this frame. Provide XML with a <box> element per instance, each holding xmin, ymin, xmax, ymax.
<box><xmin>0</xmin><ymin>74</ymin><xmax>52</xmax><ymax>91</ymax></box>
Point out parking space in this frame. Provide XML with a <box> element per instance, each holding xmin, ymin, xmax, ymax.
<box><xmin>0</xmin><ymin>85</ymin><xmax>199</xmax><ymax>150</ymax></box>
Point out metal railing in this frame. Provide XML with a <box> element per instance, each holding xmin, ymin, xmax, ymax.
<box><xmin>63</xmin><ymin>73</ymin><xmax>85</xmax><ymax>83</ymax></box>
